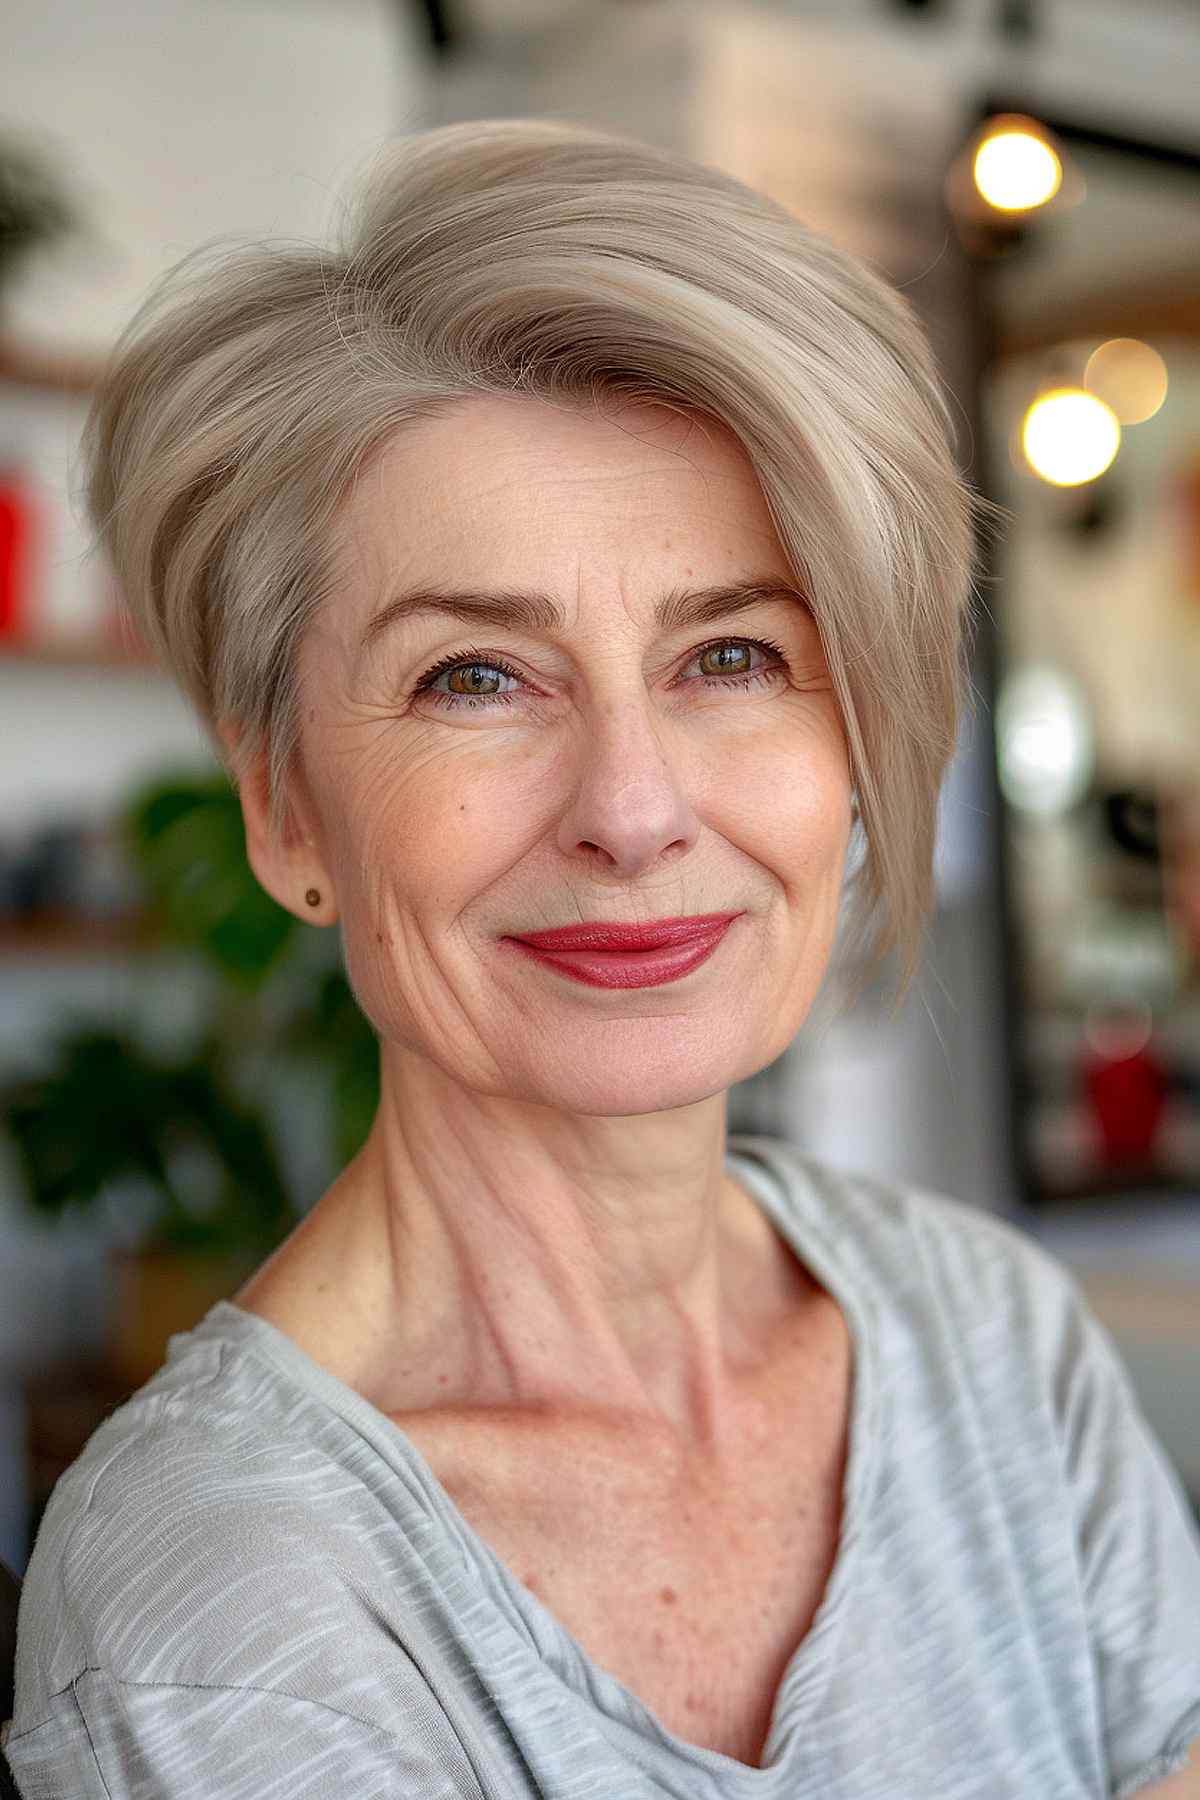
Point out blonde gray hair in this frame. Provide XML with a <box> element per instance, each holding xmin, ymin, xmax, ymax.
<box><xmin>82</xmin><ymin>115</ymin><xmax>990</xmax><ymax>1005</ymax></box>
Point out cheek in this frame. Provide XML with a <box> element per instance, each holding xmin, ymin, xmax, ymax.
<box><xmin>716</xmin><ymin>711</ymin><xmax>851</xmax><ymax>860</ymax></box>
<box><xmin>323</xmin><ymin>743</ymin><xmax>538</xmax><ymax>928</ymax></box>
<box><xmin>319</xmin><ymin>743</ymin><xmax>553</xmax><ymax>1050</ymax></box>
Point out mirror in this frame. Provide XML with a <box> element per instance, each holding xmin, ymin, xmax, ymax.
<box><xmin>976</xmin><ymin>109</ymin><xmax>1200</xmax><ymax>1204</ymax></box>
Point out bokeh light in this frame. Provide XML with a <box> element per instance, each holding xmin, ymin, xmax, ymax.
<box><xmin>1021</xmin><ymin>387</ymin><xmax>1121</xmax><ymax>486</ymax></box>
<box><xmin>997</xmin><ymin>663</ymin><xmax>1095</xmax><ymax>817</ymax></box>
<box><xmin>973</xmin><ymin>119</ymin><xmax>1063</xmax><ymax>213</ymax></box>
<box><xmin>1083</xmin><ymin>1001</ymin><xmax>1154</xmax><ymax>1062</ymax></box>
<box><xmin>1083</xmin><ymin>338</ymin><xmax>1169</xmax><ymax>425</ymax></box>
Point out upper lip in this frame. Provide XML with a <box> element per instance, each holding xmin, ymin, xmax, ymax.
<box><xmin>509</xmin><ymin>913</ymin><xmax>741</xmax><ymax>952</ymax></box>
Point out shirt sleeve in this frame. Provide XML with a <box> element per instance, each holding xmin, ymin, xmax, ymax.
<box><xmin>8</xmin><ymin>1433</ymin><xmax>501</xmax><ymax>1800</ymax></box>
<box><xmin>2</xmin><ymin>1671</ymin><xmax>485</xmax><ymax>1800</ymax></box>
<box><xmin>1050</xmin><ymin>1268</ymin><xmax>1200</xmax><ymax>1799</ymax></box>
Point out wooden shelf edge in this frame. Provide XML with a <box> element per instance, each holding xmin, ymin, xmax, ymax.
<box><xmin>0</xmin><ymin>637</ymin><xmax>160</xmax><ymax>671</ymax></box>
<box><xmin>0</xmin><ymin>913</ymin><xmax>158</xmax><ymax>956</ymax></box>
<box><xmin>0</xmin><ymin>339</ymin><xmax>106</xmax><ymax>395</ymax></box>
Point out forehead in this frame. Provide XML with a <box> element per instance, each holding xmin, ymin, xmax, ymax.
<box><xmin>341</xmin><ymin>393</ymin><xmax>780</xmax><ymax>571</ymax></box>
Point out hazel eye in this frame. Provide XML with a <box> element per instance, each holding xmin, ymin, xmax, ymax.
<box><xmin>413</xmin><ymin>648</ymin><xmax>523</xmax><ymax>708</ymax></box>
<box><xmin>696</xmin><ymin>642</ymin><xmax>755</xmax><ymax>677</ymax></box>
<box><xmin>443</xmin><ymin>662</ymin><xmax>512</xmax><ymax>697</ymax></box>
<box><xmin>688</xmin><ymin>636</ymin><xmax>789</xmax><ymax>687</ymax></box>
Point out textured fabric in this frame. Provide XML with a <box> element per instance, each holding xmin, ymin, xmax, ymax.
<box><xmin>5</xmin><ymin>1134</ymin><xmax>1200</xmax><ymax>1798</ymax></box>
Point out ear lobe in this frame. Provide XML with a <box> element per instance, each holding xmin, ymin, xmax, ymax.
<box><xmin>218</xmin><ymin>722</ymin><xmax>336</xmax><ymax>925</ymax></box>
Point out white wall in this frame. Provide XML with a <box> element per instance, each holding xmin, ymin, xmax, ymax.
<box><xmin>3</xmin><ymin>0</ymin><xmax>425</xmax><ymax>354</ymax></box>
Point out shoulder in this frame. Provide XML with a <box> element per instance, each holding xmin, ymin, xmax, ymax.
<box><xmin>9</xmin><ymin>1360</ymin><xmax>492</xmax><ymax>1798</ymax></box>
<box><xmin>735</xmin><ymin>1131</ymin><xmax>1088</xmax><ymax>1330</ymax></box>
<box><xmin>732</xmin><ymin>1131</ymin><xmax>1121</xmax><ymax>1451</ymax></box>
<box><xmin>11</xmin><ymin>1332</ymin><xmax>428</xmax><ymax>1734</ymax></box>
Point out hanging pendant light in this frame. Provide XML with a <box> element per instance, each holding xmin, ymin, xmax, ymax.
<box><xmin>943</xmin><ymin>0</ymin><xmax>1085</xmax><ymax>255</ymax></box>
<box><xmin>972</xmin><ymin>112</ymin><xmax>1063</xmax><ymax>213</ymax></box>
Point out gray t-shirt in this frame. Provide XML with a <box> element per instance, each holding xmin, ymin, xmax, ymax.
<box><xmin>5</xmin><ymin>1134</ymin><xmax>1200</xmax><ymax>1799</ymax></box>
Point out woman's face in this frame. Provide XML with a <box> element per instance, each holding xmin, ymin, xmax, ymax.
<box><xmin>289</xmin><ymin>394</ymin><xmax>853</xmax><ymax>1116</ymax></box>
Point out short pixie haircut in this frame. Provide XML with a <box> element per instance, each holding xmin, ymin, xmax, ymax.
<box><xmin>82</xmin><ymin>115</ymin><xmax>988</xmax><ymax>1005</ymax></box>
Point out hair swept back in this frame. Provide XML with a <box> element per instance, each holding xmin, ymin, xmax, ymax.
<box><xmin>81</xmin><ymin>114</ymin><xmax>994</xmax><ymax>1007</ymax></box>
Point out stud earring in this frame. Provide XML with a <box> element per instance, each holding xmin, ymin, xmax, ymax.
<box><xmin>305</xmin><ymin>888</ymin><xmax>321</xmax><ymax>907</ymax></box>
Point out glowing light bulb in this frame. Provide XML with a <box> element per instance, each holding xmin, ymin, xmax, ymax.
<box><xmin>1084</xmin><ymin>338</ymin><xmax>1168</xmax><ymax>425</ymax></box>
<box><xmin>1022</xmin><ymin>387</ymin><xmax>1120</xmax><ymax>486</ymax></box>
<box><xmin>974</xmin><ymin>123</ymin><xmax>1062</xmax><ymax>212</ymax></box>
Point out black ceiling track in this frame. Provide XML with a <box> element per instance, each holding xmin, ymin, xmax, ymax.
<box><xmin>408</xmin><ymin>0</ymin><xmax>458</xmax><ymax>59</ymax></box>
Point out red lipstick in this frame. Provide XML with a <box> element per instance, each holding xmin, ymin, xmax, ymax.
<box><xmin>502</xmin><ymin>912</ymin><xmax>741</xmax><ymax>990</ymax></box>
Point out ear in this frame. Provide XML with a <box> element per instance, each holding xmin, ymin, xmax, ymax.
<box><xmin>216</xmin><ymin>720</ymin><xmax>338</xmax><ymax>927</ymax></box>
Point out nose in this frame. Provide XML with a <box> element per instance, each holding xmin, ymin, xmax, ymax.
<box><xmin>554</xmin><ymin>692</ymin><xmax>702</xmax><ymax>879</ymax></box>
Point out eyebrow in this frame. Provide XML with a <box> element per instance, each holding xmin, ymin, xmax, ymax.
<box><xmin>360</xmin><ymin>576</ymin><xmax>811</xmax><ymax>652</ymax></box>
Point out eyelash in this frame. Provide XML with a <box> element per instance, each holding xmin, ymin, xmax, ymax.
<box><xmin>410</xmin><ymin>636</ymin><xmax>791</xmax><ymax>711</ymax></box>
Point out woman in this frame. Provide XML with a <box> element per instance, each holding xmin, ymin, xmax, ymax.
<box><xmin>6</xmin><ymin>117</ymin><xmax>1200</xmax><ymax>1799</ymax></box>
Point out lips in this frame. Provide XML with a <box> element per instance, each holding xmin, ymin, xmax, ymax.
<box><xmin>510</xmin><ymin>912</ymin><xmax>741</xmax><ymax>952</ymax></box>
<box><xmin>503</xmin><ymin>913</ymin><xmax>741</xmax><ymax>990</ymax></box>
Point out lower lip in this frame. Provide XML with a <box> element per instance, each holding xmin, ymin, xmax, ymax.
<box><xmin>503</xmin><ymin>920</ymin><xmax>736</xmax><ymax>989</ymax></box>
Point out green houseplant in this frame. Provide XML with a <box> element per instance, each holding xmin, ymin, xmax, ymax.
<box><xmin>1</xmin><ymin>768</ymin><xmax>379</xmax><ymax>1384</ymax></box>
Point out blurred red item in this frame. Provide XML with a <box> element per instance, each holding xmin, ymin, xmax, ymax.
<box><xmin>0</xmin><ymin>466</ymin><xmax>37</xmax><ymax>642</ymax></box>
<box><xmin>1081</xmin><ymin>1035</ymin><xmax>1167</xmax><ymax>1166</ymax></box>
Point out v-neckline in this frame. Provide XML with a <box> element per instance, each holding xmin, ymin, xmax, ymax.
<box><xmin>202</xmin><ymin>1136</ymin><xmax>880</xmax><ymax>1792</ymax></box>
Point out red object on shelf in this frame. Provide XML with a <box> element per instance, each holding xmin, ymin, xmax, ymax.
<box><xmin>0</xmin><ymin>467</ymin><xmax>37</xmax><ymax>643</ymax></box>
<box><xmin>1081</xmin><ymin>1038</ymin><xmax>1168</xmax><ymax>1166</ymax></box>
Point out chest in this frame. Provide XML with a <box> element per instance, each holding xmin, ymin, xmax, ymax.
<box><xmin>404</xmin><ymin>1318</ymin><xmax>853</xmax><ymax>1769</ymax></box>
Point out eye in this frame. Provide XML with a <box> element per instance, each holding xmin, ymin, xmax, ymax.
<box><xmin>410</xmin><ymin>648</ymin><xmax>525</xmax><ymax>708</ymax></box>
<box><xmin>692</xmin><ymin>639</ymin><xmax>787</xmax><ymax>684</ymax></box>
<box><xmin>410</xmin><ymin>636</ymin><xmax>790</xmax><ymax>711</ymax></box>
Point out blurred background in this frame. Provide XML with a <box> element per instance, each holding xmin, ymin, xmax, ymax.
<box><xmin>0</xmin><ymin>0</ymin><xmax>1197</xmax><ymax>1574</ymax></box>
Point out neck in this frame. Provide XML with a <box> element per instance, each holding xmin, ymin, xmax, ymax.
<box><xmin>248</xmin><ymin>1041</ymin><xmax>801</xmax><ymax>1454</ymax></box>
